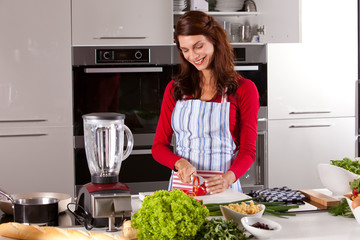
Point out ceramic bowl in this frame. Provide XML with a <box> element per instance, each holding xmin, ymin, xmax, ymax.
<box><xmin>345</xmin><ymin>197</ymin><xmax>360</xmax><ymax>224</ymax></box>
<box><xmin>241</xmin><ymin>216</ymin><xmax>282</xmax><ymax>239</ymax></box>
<box><xmin>220</xmin><ymin>203</ymin><xmax>265</xmax><ymax>227</ymax></box>
<box><xmin>317</xmin><ymin>163</ymin><xmax>360</xmax><ymax>196</ymax></box>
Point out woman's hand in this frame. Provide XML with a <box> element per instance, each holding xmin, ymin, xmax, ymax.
<box><xmin>174</xmin><ymin>158</ymin><xmax>196</xmax><ymax>183</ymax></box>
<box><xmin>205</xmin><ymin>171</ymin><xmax>236</xmax><ymax>194</ymax></box>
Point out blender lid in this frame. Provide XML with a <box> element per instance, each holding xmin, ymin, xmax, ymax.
<box><xmin>82</xmin><ymin>112</ymin><xmax>125</xmax><ymax>120</ymax></box>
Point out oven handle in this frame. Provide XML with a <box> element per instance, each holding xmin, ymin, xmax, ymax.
<box><xmin>234</xmin><ymin>65</ymin><xmax>259</xmax><ymax>71</ymax></box>
<box><xmin>131</xmin><ymin>149</ymin><xmax>152</xmax><ymax>155</ymax></box>
<box><xmin>84</xmin><ymin>67</ymin><xmax>163</xmax><ymax>73</ymax></box>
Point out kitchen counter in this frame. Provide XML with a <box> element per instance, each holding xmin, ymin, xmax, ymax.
<box><xmin>1</xmin><ymin>190</ymin><xmax>360</xmax><ymax>239</ymax></box>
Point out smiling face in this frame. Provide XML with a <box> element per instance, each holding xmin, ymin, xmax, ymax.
<box><xmin>178</xmin><ymin>35</ymin><xmax>215</xmax><ymax>72</ymax></box>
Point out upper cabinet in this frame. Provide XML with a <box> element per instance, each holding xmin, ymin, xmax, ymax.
<box><xmin>72</xmin><ymin>0</ymin><xmax>173</xmax><ymax>46</ymax></box>
<box><xmin>174</xmin><ymin>0</ymin><xmax>301</xmax><ymax>44</ymax></box>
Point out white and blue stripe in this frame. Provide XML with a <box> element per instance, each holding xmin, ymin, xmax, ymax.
<box><xmin>170</xmin><ymin>94</ymin><xmax>242</xmax><ymax>192</ymax></box>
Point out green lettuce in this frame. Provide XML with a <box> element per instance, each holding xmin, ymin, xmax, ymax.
<box><xmin>131</xmin><ymin>189</ymin><xmax>209</xmax><ymax>240</ymax></box>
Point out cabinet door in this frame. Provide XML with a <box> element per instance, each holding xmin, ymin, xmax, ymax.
<box><xmin>72</xmin><ymin>0</ymin><xmax>173</xmax><ymax>46</ymax></box>
<box><xmin>0</xmin><ymin>126</ymin><xmax>74</xmax><ymax>196</ymax></box>
<box><xmin>0</xmin><ymin>0</ymin><xmax>72</xmax><ymax>126</ymax></box>
<box><xmin>268</xmin><ymin>117</ymin><xmax>356</xmax><ymax>190</ymax></box>
<box><xmin>257</xmin><ymin>0</ymin><xmax>301</xmax><ymax>43</ymax></box>
<box><xmin>267</xmin><ymin>0</ymin><xmax>357</xmax><ymax>119</ymax></box>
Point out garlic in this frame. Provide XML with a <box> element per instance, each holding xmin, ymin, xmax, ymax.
<box><xmin>122</xmin><ymin>220</ymin><xmax>138</xmax><ymax>239</ymax></box>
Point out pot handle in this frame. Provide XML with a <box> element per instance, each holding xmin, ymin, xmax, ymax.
<box><xmin>0</xmin><ymin>189</ymin><xmax>14</xmax><ymax>203</ymax></box>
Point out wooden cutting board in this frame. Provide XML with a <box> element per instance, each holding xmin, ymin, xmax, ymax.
<box><xmin>299</xmin><ymin>189</ymin><xmax>339</xmax><ymax>209</ymax></box>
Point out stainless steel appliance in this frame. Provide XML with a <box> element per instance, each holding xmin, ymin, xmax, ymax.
<box><xmin>232</xmin><ymin>45</ymin><xmax>268</xmax><ymax>193</ymax></box>
<box><xmin>73</xmin><ymin>45</ymin><xmax>268</xmax><ymax>195</ymax></box>
<box><xmin>73</xmin><ymin>46</ymin><xmax>177</xmax><ymax>194</ymax></box>
<box><xmin>75</xmin><ymin>112</ymin><xmax>133</xmax><ymax>231</ymax></box>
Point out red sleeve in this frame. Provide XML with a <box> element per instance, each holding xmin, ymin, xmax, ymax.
<box><xmin>228</xmin><ymin>77</ymin><xmax>260</xmax><ymax>179</ymax></box>
<box><xmin>151</xmin><ymin>80</ymin><xmax>181</xmax><ymax>170</ymax></box>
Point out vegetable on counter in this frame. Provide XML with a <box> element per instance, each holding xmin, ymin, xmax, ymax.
<box><xmin>131</xmin><ymin>189</ymin><xmax>209</xmax><ymax>240</ymax></box>
<box><xmin>328</xmin><ymin>198</ymin><xmax>354</xmax><ymax>218</ymax></box>
<box><xmin>330</xmin><ymin>157</ymin><xmax>360</xmax><ymax>175</ymax></box>
<box><xmin>194</xmin><ymin>218</ymin><xmax>252</xmax><ymax>240</ymax></box>
<box><xmin>205</xmin><ymin>197</ymin><xmax>299</xmax><ymax>218</ymax></box>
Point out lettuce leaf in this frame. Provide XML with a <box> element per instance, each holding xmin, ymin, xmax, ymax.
<box><xmin>131</xmin><ymin>189</ymin><xmax>209</xmax><ymax>240</ymax></box>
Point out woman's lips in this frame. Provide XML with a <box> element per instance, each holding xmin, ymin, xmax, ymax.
<box><xmin>194</xmin><ymin>57</ymin><xmax>205</xmax><ymax>66</ymax></box>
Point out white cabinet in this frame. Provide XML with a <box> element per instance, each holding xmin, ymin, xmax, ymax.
<box><xmin>72</xmin><ymin>0</ymin><xmax>173</xmax><ymax>46</ymax></box>
<box><xmin>174</xmin><ymin>0</ymin><xmax>301</xmax><ymax>44</ymax></box>
<box><xmin>267</xmin><ymin>0</ymin><xmax>358</xmax><ymax>189</ymax></box>
<box><xmin>268</xmin><ymin>118</ymin><xmax>355</xmax><ymax>189</ymax></box>
<box><xmin>0</xmin><ymin>0</ymin><xmax>74</xmax><ymax>196</ymax></box>
<box><xmin>267</xmin><ymin>0</ymin><xmax>357</xmax><ymax>120</ymax></box>
<box><xmin>0</xmin><ymin>126</ymin><xmax>74</xmax><ymax>195</ymax></box>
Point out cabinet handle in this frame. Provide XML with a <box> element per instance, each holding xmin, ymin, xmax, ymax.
<box><xmin>94</xmin><ymin>37</ymin><xmax>147</xmax><ymax>40</ymax></box>
<box><xmin>289</xmin><ymin>124</ymin><xmax>331</xmax><ymax>128</ymax></box>
<box><xmin>85</xmin><ymin>67</ymin><xmax>163</xmax><ymax>73</ymax></box>
<box><xmin>131</xmin><ymin>149</ymin><xmax>152</xmax><ymax>155</ymax></box>
<box><xmin>258</xmin><ymin>118</ymin><xmax>267</xmax><ymax>122</ymax></box>
<box><xmin>0</xmin><ymin>119</ymin><xmax>47</xmax><ymax>123</ymax></box>
<box><xmin>289</xmin><ymin>111</ymin><xmax>331</xmax><ymax>114</ymax></box>
<box><xmin>234</xmin><ymin>66</ymin><xmax>259</xmax><ymax>71</ymax></box>
<box><xmin>0</xmin><ymin>133</ymin><xmax>47</xmax><ymax>137</ymax></box>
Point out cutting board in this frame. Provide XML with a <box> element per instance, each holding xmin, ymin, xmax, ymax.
<box><xmin>195</xmin><ymin>189</ymin><xmax>251</xmax><ymax>204</ymax></box>
<box><xmin>299</xmin><ymin>189</ymin><xmax>339</xmax><ymax>209</ymax></box>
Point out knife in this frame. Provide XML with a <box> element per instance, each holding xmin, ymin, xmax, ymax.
<box><xmin>190</xmin><ymin>174</ymin><xmax>206</xmax><ymax>186</ymax></box>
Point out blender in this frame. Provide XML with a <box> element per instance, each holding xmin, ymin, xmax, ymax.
<box><xmin>75</xmin><ymin>112</ymin><xmax>134</xmax><ymax>231</ymax></box>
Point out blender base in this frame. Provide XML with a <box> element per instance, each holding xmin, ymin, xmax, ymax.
<box><xmin>76</xmin><ymin>182</ymin><xmax>132</xmax><ymax>230</ymax></box>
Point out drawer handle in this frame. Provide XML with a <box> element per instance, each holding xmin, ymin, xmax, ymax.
<box><xmin>131</xmin><ymin>149</ymin><xmax>152</xmax><ymax>155</ymax></box>
<box><xmin>0</xmin><ymin>119</ymin><xmax>47</xmax><ymax>123</ymax></box>
<box><xmin>94</xmin><ymin>37</ymin><xmax>147</xmax><ymax>40</ymax></box>
<box><xmin>0</xmin><ymin>133</ymin><xmax>48</xmax><ymax>137</ymax></box>
<box><xmin>289</xmin><ymin>111</ymin><xmax>331</xmax><ymax>114</ymax></box>
<box><xmin>289</xmin><ymin>124</ymin><xmax>331</xmax><ymax>128</ymax></box>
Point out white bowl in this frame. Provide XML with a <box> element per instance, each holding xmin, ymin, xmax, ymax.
<box><xmin>220</xmin><ymin>203</ymin><xmax>265</xmax><ymax>227</ymax></box>
<box><xmin>318</xmin><ymin>163</ymin><xmax>360</xmax><ymax>196</ymax></box>
<box><xmin>346</xmin><ymin>197</ymin><xmax>360</xmax><ymax>224</ymax></box>
<box><xmin>241</xmin><ymin>217</ymin><xmax>282</xmax><ymax>239</ymax></box>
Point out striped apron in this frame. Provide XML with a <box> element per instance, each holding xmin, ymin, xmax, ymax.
<box><xmin>168</xmin><ymin>93</ymin><xmax>242</xmax><ymax>192</ymax></box>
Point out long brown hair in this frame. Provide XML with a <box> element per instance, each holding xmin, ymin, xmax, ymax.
<box><xmin>173</xmin><ymin>11</ymin><xmax>239</xmax><ymax>100</ymax></box>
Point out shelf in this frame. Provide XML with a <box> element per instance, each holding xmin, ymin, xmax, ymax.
<box><xmin>173</xmin><ymin>11</ymin><xmax>259</xmax><ymax>16</ymax></box>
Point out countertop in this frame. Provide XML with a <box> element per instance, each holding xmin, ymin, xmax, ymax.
<box><xmin>1</xmin><ymin>189</ymin><xmax>360</xmax><ymax>239</ymax></box>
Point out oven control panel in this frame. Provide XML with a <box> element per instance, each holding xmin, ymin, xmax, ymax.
<box><xmin>96</xmin><ymin>49</ymin><xmax>150</xmax><ymax>63</ymax></box>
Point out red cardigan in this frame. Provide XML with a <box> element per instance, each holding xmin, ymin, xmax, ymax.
<box><xmin>152</xmin><ymin>76</ymin><xmax>260</xmax><ymax>180</ymax></box>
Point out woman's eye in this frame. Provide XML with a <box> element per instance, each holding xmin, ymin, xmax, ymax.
<box><xmin>181</xmin><ymin>49</ymin><xmax>188</xmax><ymax>53</ymax></box>
<box><xmin>196</xmin><ymin>45</ymin><xmax>203</xmax><ymax>49</ymax></box>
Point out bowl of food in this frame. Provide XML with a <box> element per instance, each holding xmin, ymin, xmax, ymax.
<box><xmin>220</xmin><ymin>201</ymin><xmax>265</xmax><ymax>227</ymax></box>
<box><xmin>241</xmin><ymin>216</ymin><xmax>282</xmax><ymax>239</ymax></box>
<box><xmin>318</xmin><ymin>163</ymin><xmax>360</xmax><ymax>196</ymax></box>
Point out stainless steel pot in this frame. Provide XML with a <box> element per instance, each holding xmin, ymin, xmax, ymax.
<box><xmin>0</xmin><ymin>189</ymin><xmax>59</xmax><ymax>226</ymax></box>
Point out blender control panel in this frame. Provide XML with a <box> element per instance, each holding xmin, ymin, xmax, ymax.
<box><xmin>96</xmin><ymin>49</ymin><xmax>150</xmax><ymax>63</ymax></box>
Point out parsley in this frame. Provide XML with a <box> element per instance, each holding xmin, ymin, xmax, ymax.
<box><xmin>195</xmin><ymin>218</ymin><xmax>252</xmax><ymax>240</ymax></box>
<box><xmin>330</xmin><ymin>157</ymin><xmax>360</xmax><ymax>174</ymax></box>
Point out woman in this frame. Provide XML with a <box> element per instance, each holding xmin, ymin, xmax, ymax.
<box><xmin>152</xmin><ymin>11</ymin><xmax>259</xmax><ymax>194</ymax></box>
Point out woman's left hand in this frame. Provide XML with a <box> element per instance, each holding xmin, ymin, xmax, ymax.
<box><xmin>205</xmin><ymin>171</ymin><xmax>236</xmax><ymax>194</ymax></box>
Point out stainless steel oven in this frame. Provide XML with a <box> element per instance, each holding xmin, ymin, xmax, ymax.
<box><xmin>232</xmin><ymin>45</ymin><xmax>268</xmax><ymax>193</ymax></box>
<box><xmin>72</xmin><ymin>46</ymin><xmax>178</xmax><ymax>194</ymax></box>
<box><xmin>73</xmin><ymin>45</ymin><xmax>268</xmax><ymax>195</ymax></box>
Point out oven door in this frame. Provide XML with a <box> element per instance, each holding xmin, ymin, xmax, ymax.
<box><xmin>73</xmin><ymin>65</ymin><xmax>175</xmax><ymax>194</ymax></box>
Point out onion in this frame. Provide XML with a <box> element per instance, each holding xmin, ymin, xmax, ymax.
<box><xmin>122</xmin><ymin>220</ymin><xmax>138</xmax><ymax>239</ymax></box>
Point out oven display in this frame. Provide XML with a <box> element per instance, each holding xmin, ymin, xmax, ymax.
<box><xmin>96</xmin><ymin>49</ymin><xmax>150</xmax><ymax>63</ymax></box>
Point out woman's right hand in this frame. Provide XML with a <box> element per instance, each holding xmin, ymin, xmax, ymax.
<box><xmin>174</xmin><ymin>158</ymin><xmax>196</xmax><ymax>183</ymax></box>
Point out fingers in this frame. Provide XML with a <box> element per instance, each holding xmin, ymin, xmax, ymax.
<box><xmin>205</xmin><ymin>175</ymin><xmax>227</xmax><ymax>194</ymax></box>
<box><xmin>205</xmin><ymin>171</ymin><xmax>236</xmax><ymax>194</ymax></box>
<box><xmin>175</xmin><ymin>158</ymin><xmax>196</xmax><ymax>183</ymax></box>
